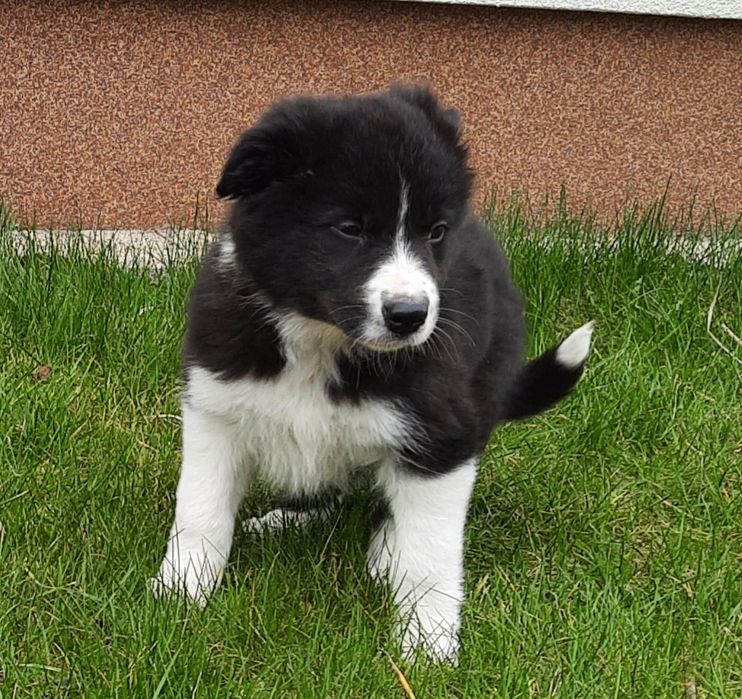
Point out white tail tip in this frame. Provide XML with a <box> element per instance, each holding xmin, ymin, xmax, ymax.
<box><xmin>556</xmin><ymin>321</ymin><xmax>595</xmax><ymax>369</ymax></box>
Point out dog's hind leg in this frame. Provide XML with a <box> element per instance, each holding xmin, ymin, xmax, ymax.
<box><xmin>242</xmin><ymin>492</ymin><xmax>342</xmax><ymax>536</ymax></box>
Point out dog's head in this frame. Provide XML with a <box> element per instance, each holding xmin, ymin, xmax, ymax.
<box><xmin>218</xmin><ymin>85</ymin><xmax>473</xmax><ymax>353</ymax></box>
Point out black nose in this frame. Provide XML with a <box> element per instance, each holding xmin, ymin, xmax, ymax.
<box><xmin>382</xmin><ymin>299</ymin><xmax>429</xmax><ymax>336</ymax></box>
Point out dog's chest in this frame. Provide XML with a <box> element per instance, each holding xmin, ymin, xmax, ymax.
<box><xmin>188</xmin><ymin>351</ymin><xmax>407</xmax><ymax>494</ymax></box>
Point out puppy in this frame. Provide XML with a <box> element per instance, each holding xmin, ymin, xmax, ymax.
<box><xmin>151</xmin><ymin>85</ymin><xmax>593</xmax><ymax>662</ymax></box>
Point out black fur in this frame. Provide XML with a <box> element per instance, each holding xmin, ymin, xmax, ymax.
<box><xmin>184</xmin><ymin>85</ymin><xmax>587</xmax><ymax>478</ymax></box>
<box><xmin>503</xmin><ymin>347</ymin><xmax>587</xmax><ymax>421</ymax></box>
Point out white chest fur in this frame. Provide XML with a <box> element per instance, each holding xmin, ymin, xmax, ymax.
<box><xmin>185</xmin><ymin>315</ymin><xmax>409</xmax><ymax>494</ymax></box>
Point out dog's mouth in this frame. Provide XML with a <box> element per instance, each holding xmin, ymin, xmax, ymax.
<box><xmin>352</xmin><ymin>317</ymin><xmax>438</xmax><ymax>354</ymax></box>
<box><xmin>358</xmin><ymin>336</ymin><xmax>421</xmax><ymax>353</ymax></box>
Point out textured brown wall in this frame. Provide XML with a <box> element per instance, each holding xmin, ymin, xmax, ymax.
<box><xmin>1</xmin><ymin>0</ymin><xmax>740</xmax><ymax>227</ymax></box>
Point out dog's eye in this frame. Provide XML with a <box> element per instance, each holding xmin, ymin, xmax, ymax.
<box><xmin>428</xmin><ymin>222</ymin><xmax>449</xmax><ymax>243</ymax></box>
<box><xmin>332</xmin><ymin>222</ymin><xmax>364</xmax><ymax>240</ymax></box>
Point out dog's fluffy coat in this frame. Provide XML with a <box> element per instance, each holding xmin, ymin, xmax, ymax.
<box><xmin>152</xmin><ymin>85</ymin><xmax>593</xmax><ymax>661</ymax></box>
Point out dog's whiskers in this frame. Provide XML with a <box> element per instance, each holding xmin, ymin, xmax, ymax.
<box><xmin>437</xmin><ymin>317</ymin><xmax>476</xmax><ymax>348</ymax></box>
<box><xmin>439</xmin><ymin>305</ymin><xmax>480</xmax><ymax>325</ymax></box>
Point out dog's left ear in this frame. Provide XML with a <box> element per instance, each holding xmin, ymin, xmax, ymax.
<box><xmin>216</xmin><ymin>99</ymin><xmax>318</xmax><ymax>199</ymax></box>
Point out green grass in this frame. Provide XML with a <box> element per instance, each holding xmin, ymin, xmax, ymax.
<box><xmin>1</xmin><ymin>200</ymin><xmax>740</xmax><ymax>697</ymax></box>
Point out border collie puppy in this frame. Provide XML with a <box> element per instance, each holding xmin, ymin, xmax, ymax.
<box><xmin>151</xmin><ymin>85</ymin><xmax>593</xmax><ymax>662</ymax></box>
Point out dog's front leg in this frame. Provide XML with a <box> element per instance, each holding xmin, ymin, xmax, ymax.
<box><xmin>368</xmin><ymin>457</ymin><xmax>476</xmax><ymax>663</ymax></box>
<box><xmin>151</xmin><ymin>404</ymin><xmax>250</xmax><ymax>605</ymax></box>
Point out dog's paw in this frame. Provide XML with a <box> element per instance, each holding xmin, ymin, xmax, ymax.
<box><xmin>367</xmin><ymin>521</ymin><xmax>396</xmax><ymax>583</ymax></box>
<box><xmin>149</xmin><ymin>549</ymin><xmax>225</xmax><ymax>606</ymax></box>
<box><xmin>399</xmin><ymin>612</ymin><xmax>460</xmax><ymax>664</ymax></box>
<box><xmin>242</xmin><ymin>507</ymin><xmax>316</xmax><ymax>536</ymax></box>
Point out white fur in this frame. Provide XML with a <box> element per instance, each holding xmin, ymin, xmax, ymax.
<box><xmin>153</xmin><ymin>313</ymin><xmax>412</xmax><ymax>601</ymax></box>
<box><xmin>556</xmin><ymin>321</ymin><xmax>594</xmax><ymax>369</ymax></box>
<box><xmin>368</xmin><ymin>458</ymin><xmax>477</xmax><ymax>662</ymax></box>
<box><xmin>218</xmin><ymin>234</ymin><xmax>236</xmax><ymax>271</ymax></box>
<box><xmin>396</xmin><ymin>180</ymin><xmax>410</xmax><ymax>239</ymax></box>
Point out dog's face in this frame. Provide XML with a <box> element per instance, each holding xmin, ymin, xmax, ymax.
<box><xmin>217</xmin><ymin>85</ymin><xmax>473</xmax><ymax>352</ymax></box>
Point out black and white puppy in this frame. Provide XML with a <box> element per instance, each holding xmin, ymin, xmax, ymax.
<box><xmin>151</xmin><ymin>85</ymin><xmax>593</xmax><ymax>662</ymax></box>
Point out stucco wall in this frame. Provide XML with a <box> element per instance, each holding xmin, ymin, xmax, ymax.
<box><xmin>1</xmin><ymin>0</ymin><xmax>740</xmax><ymax>227</ymax></box>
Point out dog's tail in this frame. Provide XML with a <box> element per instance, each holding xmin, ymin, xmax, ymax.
<box><xmin>503</xmin><ymin>321</ymin><xmax>594</xmax><ymax>421</ymax></box>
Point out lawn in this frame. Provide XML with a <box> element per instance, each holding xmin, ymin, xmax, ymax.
<box><xmin>0</xmin><ymin>200</ymin><xmax>740</xmax><ymax>697</ymax></box>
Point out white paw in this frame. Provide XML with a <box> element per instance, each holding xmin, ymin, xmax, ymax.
<box><xmin>242</xmin><ymin>508</ymin><xmax>316</xmax><ymax>536</ymax></box>
<box><xmin>399</xmin><ymin>609</ymin><xmax>460</xmax><ymax>663</ymax></box>
<box><xmin>149</xmin><ymin>548</ymin><xmax>225</xmax><ymax>606</ymax></box>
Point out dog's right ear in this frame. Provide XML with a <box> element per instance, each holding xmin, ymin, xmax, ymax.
<box><xmin>390</xmin><ymin>83</ymin><xmax>463</xmax><ymax>147</ymax></box>
<box><xmin>216</xmin><ymin>101</ymin><xmax>317</xmax><ymax>199</ymax></box>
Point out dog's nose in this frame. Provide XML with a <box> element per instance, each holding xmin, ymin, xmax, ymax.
<box><xmin>382</xmin><ymin>299</ymin><xmax>429</xmax><ymax>336</ymax></box>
